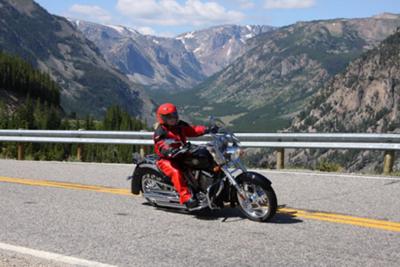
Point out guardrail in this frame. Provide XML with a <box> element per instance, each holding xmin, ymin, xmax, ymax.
<box><xmin>0</xmin><ymin>130</ymin><xmax>398</xmax><ymax>174</ymax></box>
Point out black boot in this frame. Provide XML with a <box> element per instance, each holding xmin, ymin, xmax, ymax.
<box><xmin>184</xmin><ymin>197</ymin><xmax>199</xmax><ymax>209</ymax></box>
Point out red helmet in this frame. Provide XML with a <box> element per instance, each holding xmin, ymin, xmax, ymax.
<box><xmin>156</xmin><ymin>103</ymin><xmax>178</xmax><ymax>124</ymax></box>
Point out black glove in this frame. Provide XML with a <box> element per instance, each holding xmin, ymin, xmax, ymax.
<box><xmin>182</xmin><ymin>142</ymin><xmax>191</xmax><ymax>151</ymax></box>
<box><xmin>206</xmin><ymin>125</ymin><xmax>219</xmax><ymax>134</ymax></box>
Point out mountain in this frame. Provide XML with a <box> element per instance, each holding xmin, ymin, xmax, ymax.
<box><xmin>176</xmin><ymin>24</ymin><xmax>274</xmax><ymax>76</ymax></box>
<box><xmin>72</xmin><ymin>20</ymin><xmax>204</xmax><ymax>91</ymax></box>
<box><xmin>178</xmin><ymin>14</ymin><xmax>400</xmax><ymax>132</ymax></box>
<box><xmin>72</xmin><ymin>21</ymin><xmax>273</xmax><ymax>91</ymax></box>
<box><xmin>0</xmin><ymin>0</ymin><xmax>153</xmax><ymax>121</ymax></box>
<box><xmin>287</xmin><ymin>28</ymin><xmax>400</xmax><ymax>172</ymax></box>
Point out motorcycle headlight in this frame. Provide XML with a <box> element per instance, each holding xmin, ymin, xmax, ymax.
<box><xmin>226</xmin><ymin>146</ymin><xmax>242</xmax><ymax>161</ymax></box>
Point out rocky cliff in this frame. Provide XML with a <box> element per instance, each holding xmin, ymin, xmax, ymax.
<box><xmin>288</xmin><ymin>28</ymin><xmax>400</xmax><ymax>172</ymax></box>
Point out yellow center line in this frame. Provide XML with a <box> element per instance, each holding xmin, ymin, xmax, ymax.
<box><xmin>1</xmin><ymin>176</ymin><xmax>400</xmax><ymax>232</ymax></box>
<box><xmin>279</xmin><ymin>208</ymin><xmax>400</xmax><ymax>232</ymax></box>
<box><xmin>0</xmin><ymin>176</ymin><xmax>131</xmax><ymax>196</ymax></box>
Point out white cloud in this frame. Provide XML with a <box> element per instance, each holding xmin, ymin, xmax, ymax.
<box><xmin>236</xmin><ymin>0</ymin><xmax>255</xmax><ymax>9</ymax></box>
<box><xmin>116</xmin><ymin>0</ymin><xmax>245</xmax><ymax>26</ymax></box>
<box><xmin>68</xmin><ymin>4</ymin><xmax>112</xmax><ymax>23</ymax></box>
<box><xmin>264</xmin><ymin>0</ymin><xmax>315</xmax><ymax>9</ymax></box>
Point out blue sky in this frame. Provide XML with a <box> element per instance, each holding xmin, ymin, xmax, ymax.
<box><xmin>35</xmin><ymin>0</ymin><xmax>400</xmax><ymax>36</ymax></box>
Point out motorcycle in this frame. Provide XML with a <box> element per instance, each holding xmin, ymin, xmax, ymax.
<box><xmin>129</xmin><ymin>117</ymin><xmax>277</xmax><ymax>222</ymax></box>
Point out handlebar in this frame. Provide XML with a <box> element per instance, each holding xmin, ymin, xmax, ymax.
<box><xmin>171</xmin><ymin>142</ymin><xmax>192</xmax><ymax>158</ymax></box>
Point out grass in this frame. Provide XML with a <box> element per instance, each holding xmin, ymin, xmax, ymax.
<box><xmin>316</xmin><ymin>159</ymin><xmax>343</xmax><ymax>172</ymax></box>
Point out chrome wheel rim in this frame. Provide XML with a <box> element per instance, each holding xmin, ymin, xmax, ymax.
<box><xmin>141</xmin><ymin>174</ymin><xmax>160</xmax><ymax>193</ymax></box>
<box><xmin>237</xmin><ymin>182</ymin><xmax>270</xmax><ymax>219</ymax></box>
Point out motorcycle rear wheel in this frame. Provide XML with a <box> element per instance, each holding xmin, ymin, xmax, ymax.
<box><xmin>141</xmin><ymin>170</ymin><xmax>166</xmax><ymax>206</ymax></box>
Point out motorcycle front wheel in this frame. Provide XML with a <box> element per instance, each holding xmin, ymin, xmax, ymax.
<box><xmin>236</xmin><ymin>181</ymin><xmax>277</xmax><ymax>222</ymax></box>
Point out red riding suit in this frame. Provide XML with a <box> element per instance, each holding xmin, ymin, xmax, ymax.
<box><xmin>153</xmin><ymin>121</ymin><xmax>206</xmax><ymax>204</ymax></box>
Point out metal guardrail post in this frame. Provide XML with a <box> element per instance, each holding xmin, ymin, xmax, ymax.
<box><xmin>276</xmin><ymin>148</ymin><xmax>284</xmax><ymax>169</ymax></box>
<box><xmin>17</xmin><ymin>143</ymin><xmax>24</xmax><ymax>160</ymax></box>
<box><xmin>383</xmin><ymin>150</ymin><xmax>395</xmax><ymax>175</ymax></box>
<box><xmin>77</xmin><ymin>144</ymin><xmax>83</xmax><ymax>161</ymax></box>
<box><xmin>76</xmin><ymin>129</ymin><xmax>83</xmax><ymax>161</ymax></box>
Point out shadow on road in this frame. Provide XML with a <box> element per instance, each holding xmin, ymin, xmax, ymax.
<box><xmin>142</xmin><ymin>203</ymin><xmax>303</xmax><ymax>224</ymax></box>
<box><xmin>272</xmin><ymin>211</ymin><xmax>303</xmax><ymax>224</ymax></box>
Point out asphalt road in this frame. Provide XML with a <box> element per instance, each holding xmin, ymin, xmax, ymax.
<box><xmin>0</xmin><ymin>159</ymin><xmax>399</xmax><ymax>266</ymax></box>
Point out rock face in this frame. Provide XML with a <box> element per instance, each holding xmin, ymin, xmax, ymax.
<box><xmin>72</xmin><ymin>21</ymin><xmax>273</xmax><ymax>91</ymax></box>
<box><xmin>289</xmin><ymin>29</ymin><xmax>400</xmax><ymax>172</ymax></box>
<box><xmin>176</xmin><ymin>25</ymin><xmax>274</xmax><ymax>76</ymax></box>
<box><xmin>0</xmin><ymin>0</ymin><xmax>153</xmax><ymax>121</ymax></box>
<box><xmin>72</xmin><ymin>20</ymin><xmax>205</xmax><ymax>91</ymax></box>
<box><xmin>185</xmin><ymin>14</ymin><xmax>400</xmax><ymax>132</ymax></box>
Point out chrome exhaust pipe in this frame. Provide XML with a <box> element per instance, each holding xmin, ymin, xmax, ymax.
<box><xmin>143</xmin><ymin>191</ymin><xmax>185</xmax><ymax>209</ymax></box>
<box><xmin>143</xmin><ymin>190</ymin><xmax>179</xmax><ymax>200</ymax></box>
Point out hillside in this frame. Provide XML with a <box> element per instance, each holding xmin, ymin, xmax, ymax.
<box><xmin>0</xmin><ymin>50</ymin><xmax>59</xmax><ymax>101</ymax></box>
<box><xmin>175</xmin><ymin>14</ymin><xmax>400</xmax><ymax>132</ymax></box>
<box><xmin>0</xmin><ymin>50</ymin><xmax>61</xmax><ymax>116</ymax></box>
<box><xmin>0</xmin><ymin>0</ymin><xmax>153</xmax><ymax>121</ymax></box>
<box><xmin>288</xmin><ymin>29</ymin><xmax>400</xmax><ymax>172</ymax></box>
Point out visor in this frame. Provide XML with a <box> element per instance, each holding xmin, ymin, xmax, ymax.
<box><xmin>161</xmin><ymin>112</ymin><xmax>178</xmax><ymax>120</ymax></box>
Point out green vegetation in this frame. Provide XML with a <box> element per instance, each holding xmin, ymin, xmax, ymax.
<box><xmin>0</xmin><ymin>51</ymin><xmax>60</xmax><ymax>105</ymax></box>
<box><xmin>0</xmin><ymin>51</ymin><xmax>146</xmax><ymax>163</ymax></box>
<box><xmin>148</xmin><ymin>88</ymin><xmax>292</xmax><ymax>132</ymax></box>
<box><xmin>0</xmin><ymin>102</ymin><xmax>146</xmax><ymax>163</ymax></box>
<box><xmin>69</xmin><ymin>61</ymin><xmax>142</xmax><ymax>117</ymax></box>
<box><xmin>316</xmin><ymin>158</ymin><xmax>342</xmax><ymax>172</ymax></box>
<box><xmin>272</xmin><ymin>23</ymin><xmax>365</xmax><ymax>75</ymax></box>
<box><xmin>73</xmin><ymin>105</ymin><xmax>146</xmax><ymax>163</ymax></box>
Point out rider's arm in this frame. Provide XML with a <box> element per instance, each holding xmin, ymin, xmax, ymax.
<box><xmin>180</xmin><ymin>121</ymin><xmax>206</xmax><ymax>137</ymax></box>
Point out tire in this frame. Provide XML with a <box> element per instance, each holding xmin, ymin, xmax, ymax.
<box><xmin>131</xmin><ymin>165</ymin><xmax>167</xmax><ymax>194</ymax></box>
<box><xmin>139</xmin><ymin>168</ymin><xmax>176</xmax><ymax>207</ymax></box>
<box><xmin>236</xmin><ymin>180</ymin><xmax>277</xmax><ymax>222</ymax></box>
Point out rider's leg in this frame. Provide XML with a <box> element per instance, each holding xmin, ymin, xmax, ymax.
<box><xmin>157</xmin><ymin>159</ymin><xmax>192</xmax><ymax>204</ymax></box>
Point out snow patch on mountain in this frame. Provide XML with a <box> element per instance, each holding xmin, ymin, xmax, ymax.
<box><xmin>106</xmin><ymin>25</ymin><xmax>126</xmax><ymax>34</ymax></box>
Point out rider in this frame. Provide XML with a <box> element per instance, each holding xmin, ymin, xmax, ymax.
<box><xmin>153</xmin><ymin>103</ymin><xmax>218</xmax><ymax>208</ymax></box>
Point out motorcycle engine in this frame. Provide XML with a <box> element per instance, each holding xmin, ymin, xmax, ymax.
<box><xmin>198</xmin><ymin>171</ymin><xmax>215</xmax><ymax>191</ymax></box>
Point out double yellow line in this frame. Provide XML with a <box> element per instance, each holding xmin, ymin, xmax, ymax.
<box><xmin>279</xmin><ymin>207</ymin><xmax>400</xmax><ymax>232</ymax></box>
<box><xmin>0</xmin><ymin>176</ymin><xmax>131</xmax><ymax>196</ymax></box>
<box><xmin>1</xmin><ymin>176</ymin><xmax>400</xmax><ymax>232</ymax></box>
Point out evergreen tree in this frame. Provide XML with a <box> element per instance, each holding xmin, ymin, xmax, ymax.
<box><xmin>0</xmin><ymin>50</ymin><xmax>60</xmax><ymax>106</ymax></box>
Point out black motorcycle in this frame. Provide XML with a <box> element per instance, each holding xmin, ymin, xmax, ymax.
<box><xmin>129</xmin><ymin>117</ymin><xmax>277</xmax><ymax>222</ymax></box>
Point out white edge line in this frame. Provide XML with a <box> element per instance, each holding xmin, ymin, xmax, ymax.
<box><xmin>253</xmin><ymin>169</ymin><xmax>400</xmax><ymax>181</ymax></box>
<box><xmin>0</xmin><ymin>242</ymin><xmax>116</xmax><ymax>267</ymax></box>
<box><xmin>2</xmin><ymin>160</ymin><xmax>399</xmax><ymax>181</ymax></box>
